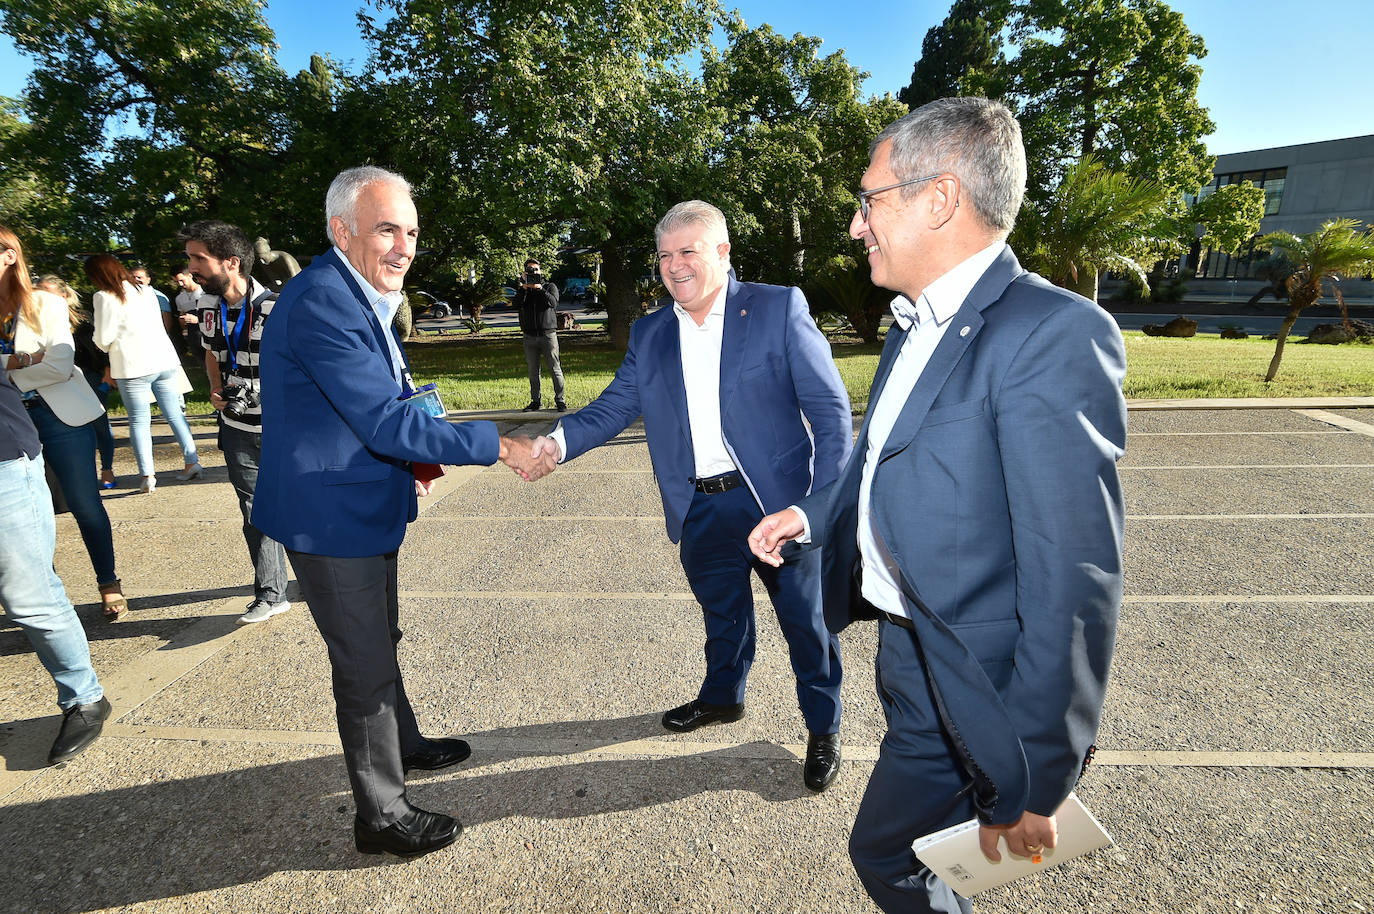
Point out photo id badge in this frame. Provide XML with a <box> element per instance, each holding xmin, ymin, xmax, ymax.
<box><xmin>400</xmin><ymin>382</ymin><xmax>447</xmax><ymax>418</ymax></box>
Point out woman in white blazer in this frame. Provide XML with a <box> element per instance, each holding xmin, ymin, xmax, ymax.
<box><xmin>85</xmin><ymin>253</ymin><xmax>201</xmax><ymax>493</ymax></box>
<box><xmin>1</xmin><ymin>229</ymin><xmax>127</xmax><ymax>619</ymax></box>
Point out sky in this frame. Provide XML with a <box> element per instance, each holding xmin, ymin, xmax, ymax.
<box><xmin>2</xmin><ymin>0</ymin><xmax>1371</xmax><ymax>156</ymax></box>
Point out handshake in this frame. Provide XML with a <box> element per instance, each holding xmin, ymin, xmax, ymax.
<box><xmin>497</xmin><ymin>434</ymin><xmax>562</xmax><ymax>482</ymax></box>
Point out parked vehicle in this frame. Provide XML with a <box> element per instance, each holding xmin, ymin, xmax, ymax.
<box><xmin>410</xmin><ymin>290</ymin><xmax>455</xmax><ymax>319</ymax></box>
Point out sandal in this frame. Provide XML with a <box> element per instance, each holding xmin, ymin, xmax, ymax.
<box><xmin>100</xmin><ymin>585</ymin><xmax>129</xmax><ymax>621</ymax></box>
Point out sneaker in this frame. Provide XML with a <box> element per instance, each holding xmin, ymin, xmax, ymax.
<box><xmin>522</xmin><ymin>401</ymin><xmax>541</xmax><ymax>412</ymax></box>
<box><xmin>237</xmin><ymin>599</ymin><xmax>291</xmax><ymax>625</ymax></box>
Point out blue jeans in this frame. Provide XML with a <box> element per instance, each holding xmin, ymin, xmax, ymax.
<box><xmin>28</xmin><ymin>400</ymin><xmax>119</xmax><ymax>588</ymax></box>
<box><xmin>117</xmin><ymin>368</ymin><xmax>198</xmax><ymax>476</ymax></box>
<box><xmin>82</xmin><ymin>368</ymin><xmax>115</xmax><ymax>472</ymax></box>
<box><xmin>0</xmin><ymin>451</ymin><xmax>103</xmax><ymax>710</ymax></box>
<box><xmin>220</xmin><ymin>423</ymin><xmax>287</xmax><ymax>602</ymax></box>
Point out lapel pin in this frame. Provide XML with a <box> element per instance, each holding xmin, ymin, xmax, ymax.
<box><xmin>740</xmin><ymin>309</ymin><xmax>747</xmax><ymax>316</ymax></box>
<box><xmin>959</xmin><ymin>325</ymin><xmax>970</xmax><ymax>337</ymax></box>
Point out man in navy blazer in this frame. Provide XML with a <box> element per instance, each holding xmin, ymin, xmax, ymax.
<box><xmin>750</xmin><ymin>99</ymin><xmax>1127</xmax><ymax>912</ymax></box>
<box><xmin>253</xmin><ymin>166</ymin><xmax>540</xmax><ymax>858</ymax></box>
<box><xmin>532</xmin><ymin>201</ymin><xmax>854</xmax><ymax>791</ymax></box>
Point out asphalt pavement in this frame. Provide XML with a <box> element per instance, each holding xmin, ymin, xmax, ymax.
<box><xmin>1</xmin><ymin>401</ymin><xmax>1371</xmax><ymax>914</ymax></box>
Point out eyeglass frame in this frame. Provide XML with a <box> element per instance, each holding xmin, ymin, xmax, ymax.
<box><xmin>858</xmin><ymin>173</ymin><xmax>942</xmax><ymax>222</ymax></box>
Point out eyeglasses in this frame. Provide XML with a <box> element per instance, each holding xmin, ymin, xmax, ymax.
<box><xmin>858</xmin><ymin>173</ymin><xmax>941</xmax><ymax>221</ymax></box>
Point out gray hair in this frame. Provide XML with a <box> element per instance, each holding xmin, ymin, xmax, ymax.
<box><xmin>655</xmin><ymin>200</ymin><xmax>731</xmax><ymax>251</ymax></box>
<box><xmin>325</xmin><ymin>166</ymin><xmax>412</xmax><ymax>245</ymax></box>
<box><xmin>873</xmin><ymin>97</ymin><xmax>1026</xmax><ymax>234</ymax></box>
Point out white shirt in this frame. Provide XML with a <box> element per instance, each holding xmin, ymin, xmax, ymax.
<box><xmin>334</xmin><ymin>246</ymin><xmax>406</xmax><ymax>387</ymax></box>
<box><xmin>549</xmin><ymin>283</ymin><xmax>738</xmax><ymax>479</ymax></box>
<box><xmin>799</xmin><ymin>241</ymin><xmax>1006</xmax><ymax>619</ymax></box>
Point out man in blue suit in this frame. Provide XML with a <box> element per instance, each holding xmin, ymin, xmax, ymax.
<box><xmin>253</xmin><ymin>166</ymin><xmax>542</xmax><ymax>858</ymax></box>
<box><xmin>531</xmin><ymin>201</ymin><xmax>854</xmax><ymax>791</ymax></box>
<box><xmin>750</xmin><ymin>98</ymin><xmax>1127</xmax><ymax>912</ymax></box>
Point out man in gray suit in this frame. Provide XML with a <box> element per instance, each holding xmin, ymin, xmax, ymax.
<box><xmin>750</xmin><ymin>98</ymin><xmax>1127</xmax><ymax>912</ymax></box>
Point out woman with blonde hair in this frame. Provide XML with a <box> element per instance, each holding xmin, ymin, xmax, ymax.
<box><xmin>2</xmin><ymin>228</ymin><xmax>128</xmax><ymax>619</ymax></box>
<box><xmin>85</xmin><ymin>252</ymin><xmax>201</xmax><ymax>492</ymax></box>
<box><xmin>37</xmin><ymin>274</ymin><xmax>117</xmax><ymax>489</ymax></box>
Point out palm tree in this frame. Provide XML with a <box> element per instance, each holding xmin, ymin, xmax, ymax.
<box><xmin>1258</xmin><ymin>219</ymin><xmax>1374</xmax><ymax>381</ymax></box>
<box><xmin>1013</xmin><ymin>154</ymin><xmax>1174</xmax><ymax>302</ymax></box>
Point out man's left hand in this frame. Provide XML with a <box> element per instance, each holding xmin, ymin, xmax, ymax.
<box><xmin>415</xmin><ymin>478</ymin><xmax>435</xmax><ymax>497</ymax></box>
<box><xmin>978</xmin><ymin>810</ymin><xmax>1057</xmax><ymax>862</ymax></box>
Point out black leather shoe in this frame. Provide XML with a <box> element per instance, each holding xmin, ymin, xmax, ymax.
<box><xmin>48</xmin><ymin>696</ymin><xmax>112</xmax><ymax>765</ymax></box>
<box><xmin>402</xmin><ymin>737</ymin><xmax>472</xmax><ymax>773</ymax></box>
<box><xmin>804</xmin><ymin>732</ymin><xmax>842</xmax><ymax>792</ymax></box>
<box><xmin>554</xmin><ymin>400</ymin><xmax>567</xmax><ymax>412</ymax></box>
<box><xmin>661</xmin><ymin>699</ymin><xmax>745</xmax><ymax>733</ymax></box>
<box><xmin>354</xmin><ymin>805</ymin><xmax>461</xmax><ymax>858</ymax></box>
<box><xmin>522</xmin><ymin>400</ymin><xmax>541</xmax><ymax>411</ymax></box>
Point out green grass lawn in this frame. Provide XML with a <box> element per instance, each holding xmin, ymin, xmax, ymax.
<box><xmin>108</xmin><ymin>325</ymin><xmax>1374</xmax><ymax>418</ymax></box>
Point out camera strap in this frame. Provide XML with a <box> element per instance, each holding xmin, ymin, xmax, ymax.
<box><xmin>219</xmin><ymin>296</ymin><xmax>253</xmax><ymax>374</ymax></box>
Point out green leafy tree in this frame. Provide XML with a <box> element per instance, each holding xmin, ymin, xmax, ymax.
<box><xmin>1013</xmin><ymin>153</ymin><xmax>1173</xmax><ymax>301</ymax></box>
<box><xmin>364</xmin><ymin>0</ymin><xmax>724</xmax><ymax>349</ymax></box>
<box><xmin>1187</xmin><ymin>182</ymin><xmax>1265</xmax><ymax>256</ymax></box>
<box><xmin>1256</xmin><ymin>219</ymin><xmax>1374</xmax><ymax>381</ymax></box>
<box><xmin>704</xmin><ymin>19</ymin><xmax>904</xmax><ymax>288</ymax></box>
<box><xmin>898</xmin><ymin>0</ymin><xmax>1010</xmax><ymax>109</ymax></box>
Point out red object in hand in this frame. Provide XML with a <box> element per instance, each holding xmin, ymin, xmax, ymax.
<box><xmin>413</xmin><ymin>462</ymin><xmax>445</xmax><ymax>483</ymax></box>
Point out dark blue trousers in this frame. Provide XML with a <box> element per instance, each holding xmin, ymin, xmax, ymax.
<box><xmin>850</xmin><ymin>617</ymin><xmax>975</xmax><ymax>913</ymax></box>
<box><xmin>678</xmin><ymin>484</ymin><xmax>842</xmax><ymax>735</ymax></box>
<box><xmin>29</xmin><ymin>399</ymin><xmax>118</xmax><ymax>588</ymax></box>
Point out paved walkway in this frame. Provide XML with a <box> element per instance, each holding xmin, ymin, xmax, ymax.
<box><xmin>2</xmin><ymin>403</ymin><xmax>1372</xmax><ymax>913</ymax></box>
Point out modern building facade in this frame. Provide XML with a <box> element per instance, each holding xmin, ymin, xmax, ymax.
<box><xmin>1189</xmin><ymin>134</ymin><xmax>1374</xmax><ymax>287</ymax></box>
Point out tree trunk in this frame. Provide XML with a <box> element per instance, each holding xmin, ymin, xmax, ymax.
<box><xmin>1068</xmin><ymin>268</ymin><xmax>1099</xmax><ymax>302</ymax></box>
<box><xmin>791</xmin><ymin>209</ymin><xmax>805</xmax><ymax>278</ymax></box>
<box><xmin>1265</xmin><ymin>307</ymin><xmax>1303</xmax><ymax>381</ymax></box>
<box><xmin>600</xmin><ymin>243</ymin><xmax>639</xmax><ymax>351</ymax></box>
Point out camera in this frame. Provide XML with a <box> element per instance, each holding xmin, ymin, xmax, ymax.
<box><xmin>523</xmin><ymin>270</ymin><xmax>542</xmax><ymax>286</ymax></box>
<box><xmin>220</xmin><ymin>377</ymin><xmax>260</xmax><ymax>422</ymax></box>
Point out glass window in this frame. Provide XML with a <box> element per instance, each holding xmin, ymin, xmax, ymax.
<box><xmin>1261</xmin><ymin>169</ymin><xmax>1286</xmax><ymax>216</ymax></box>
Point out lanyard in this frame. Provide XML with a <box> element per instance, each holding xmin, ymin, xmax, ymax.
<box><xmin>219</xmin><ymin>297</ymin><xmax>253</xmax><ymax>373</ymax></box>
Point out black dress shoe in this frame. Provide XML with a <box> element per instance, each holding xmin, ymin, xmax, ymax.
<box><xmin>554</xmin><ymin>400</ymin><xmax>567</xmax><ymax>412</ymax></box>
<box><xmin>354</xmin><ymin>805</ymin><xmax>461</xmax><ymax>858</ymax></box>
<box><xmin>661</xmin><ymin>699</ymin><xmax>745</xmax><ymax>733</ymax></box>
<box><xmin>48</xmin><ymin>696</ymin><xmax>112</xmax><ymax>765</ymax></box>
<box><xmin>402</xmin><ymin>737</ymin><xmax>472</xmax><ymax>773</ymax></box>
<box><xmin>804</xmin><ymin>732</ymin><xmax>842</xmax><ymax>792</ymax></box>
<box><xmin>522</xmin><ymin>400</ymin><xmax>541</xmax><ymax>412</ymax></box>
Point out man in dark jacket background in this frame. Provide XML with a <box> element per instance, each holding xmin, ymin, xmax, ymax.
<box><xmin>514</xmin><ymin>258</ymin><xmax>565</xmax><ymax>412</ymax></box>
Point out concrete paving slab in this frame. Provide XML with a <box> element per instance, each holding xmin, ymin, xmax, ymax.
<box><xmin>1124</xmin><ymin>466</ymin><xmax>1374</xmax><ymax>515</ymax></box>
<box><xmin>1101</xmin><ymin>600</ymin><xmax>1374</xmax><ymax>752</ymax></box>
<box><xmin>1124</xmin><ymin>409</ymin><xmax>1343</xmax><ymax>434</ymax></box>
<box><xmin>426</xmin><ymin>468</ymin><xmax>664</xmax><ymax>518</ymax></box>
<box><xmin>1125</xmin><ymin>517</ymin><xmax>1374</xmax><ymax>595</ymax></box>
<box><xmin>1121</xmin><ymin>432</ymin><xmax>1374</xmax><ymax>468</ymax></box>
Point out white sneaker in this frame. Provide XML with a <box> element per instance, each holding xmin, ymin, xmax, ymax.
<box><xmin>237</xmin><ymin>599</ymin><xmax>291</xmax><ymax>625</ymax></box>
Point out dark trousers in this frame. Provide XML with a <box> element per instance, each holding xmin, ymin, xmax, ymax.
<box><xmin>522</xmin><ymin>331</ymin><xmax>565</xmax><ymax>402</ymax></box>
<box><xmin>219</xmin><ymin>423</ymin><xmax>287</xmax><ymax>603</ymax></box>
<box><xmin>287</xmin><ymin>549</ymin><xmax>425</xmax><ymax>827</ymax></box>
<box><xmin>678</xmin><ymin>484</ymin><xmax>842</xmax><ymax>735</ymax></box>
<box><xmin>850</xmin><ymin>617</ymin><xmax>975</xmax><ymax>914</ymax></box>
<box><xmin>28</xmin><ymin>400</ymin><xmax>118</xmax><ymax>588</ymax></box>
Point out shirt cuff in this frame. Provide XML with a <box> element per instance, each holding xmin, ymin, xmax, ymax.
<box><xmin>789</xmin><ymin>505</ymin><xmax>812</xmax><ymax>544</ymax></box>
<box><xmin>549</xmin><ymin>424</ymin><xmax>568</xmax><ymax>464</ymax></box>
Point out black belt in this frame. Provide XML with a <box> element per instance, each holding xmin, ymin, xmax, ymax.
<box><xmin>880</xmin><ymin>610</ymin><xmax>915</xmax><ymax>631</ymax></box>
<box><xmin>694</xmin><ymin>471</ymin><xmax>743</xmax><ymax>494</ymax></box>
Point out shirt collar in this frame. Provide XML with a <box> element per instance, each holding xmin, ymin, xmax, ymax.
<box><xmin>672</xmin><ymin>282</ymin><xmax>728</xmax><ymax>325</ymax></box>
<box><xmin>333</xmin><ymin>245</ymin><xmax>405</xmax><ymax>315</ymax></box>
<box><xmin>889</xmin><ymin>240</ymin><xmax>1006</xmax><ymax>331</ymax></box>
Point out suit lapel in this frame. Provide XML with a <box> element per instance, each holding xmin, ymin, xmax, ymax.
<box><xmin>654</xmin><ymin>310</ymin><xmax>693</xmax><ymax>452</ymax></box>
<box><xmin>880</xmin><ymin>247</ymin><xmax>1023</xmax><ymax>459</ymax></box>
<box><xmin>324</xmin><ymin>248</ymin><xmax>394</xmax><ymax>360</ymax></box>
<box><xmin>717</xmin><ymin>278</ymin><xmax>753</xmax><ymax>417</ymax></box>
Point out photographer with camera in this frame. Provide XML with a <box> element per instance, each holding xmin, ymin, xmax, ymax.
<box><xmin>179</xmin><ymin>220</ymin><xmax>291</xmax><ymax>626</ymax></box>
<box><xmin>514</xmin><ymin>258</ymin><xmax>565</xmax><ymax>412</ymax></box>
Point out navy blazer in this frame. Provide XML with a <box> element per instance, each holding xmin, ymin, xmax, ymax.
<box><xmin>560</xmin><ymin>277</ymin><xmax>852</xmax><ymax>543</ymax></box>
<box><xmin>801</xmin><ymin>246</ymin><xmax>1127</xmax><ymax>823</ymax></box>
<box><xmin>252</xmin><ymin>248</ymin><xmax>500</xmax><ymax>557</ymax></box>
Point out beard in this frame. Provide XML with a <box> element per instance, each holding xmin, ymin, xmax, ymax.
<box><xmin>195</xmin><ymin>272</ymin><xmax>227</xmax><ymax>296</ymax></box>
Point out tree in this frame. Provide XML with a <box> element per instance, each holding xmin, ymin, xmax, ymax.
<box><xmin>1256</xmin><ymin>219</ymin><xmax>1374</xmax><ymax>381</ymax></box>
<box><xmin>704</xmin><ymin>19</ymin><xmax>904</xmax><ymax>288</ymax></box>
<box><xmin>1012</xmin><ymin>153</ymin><xmax>1173</xmax><ymax>301</ymax></box>
<box><xmin>364</xmin><ymin>0</ymin><xmax>724</xmax><ymax>349</ymax></box>
<box><xmin>1188</xmin><ymin>182</ymin><xmax>1265</xmax><ymax>257</ymax></box>
<box><xmin>898</xmin><ymin>0</ymin><xmax>1010</xmax><ymax>110</ymax></box>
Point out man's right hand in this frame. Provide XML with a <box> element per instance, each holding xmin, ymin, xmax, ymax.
<box><xmin>748</xmin><ymin>508</ymin><xmax>805</xmax><ymax>567</ymax></box>
<box><xmin>179</xmin><ymin>312</ymin><xmax>198</xmax><ymax>325</ymax></box>
<box><xmin>499</xmin><ymin>434</ymin><xmax>556</xmax><ymax>482</ymax></box>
